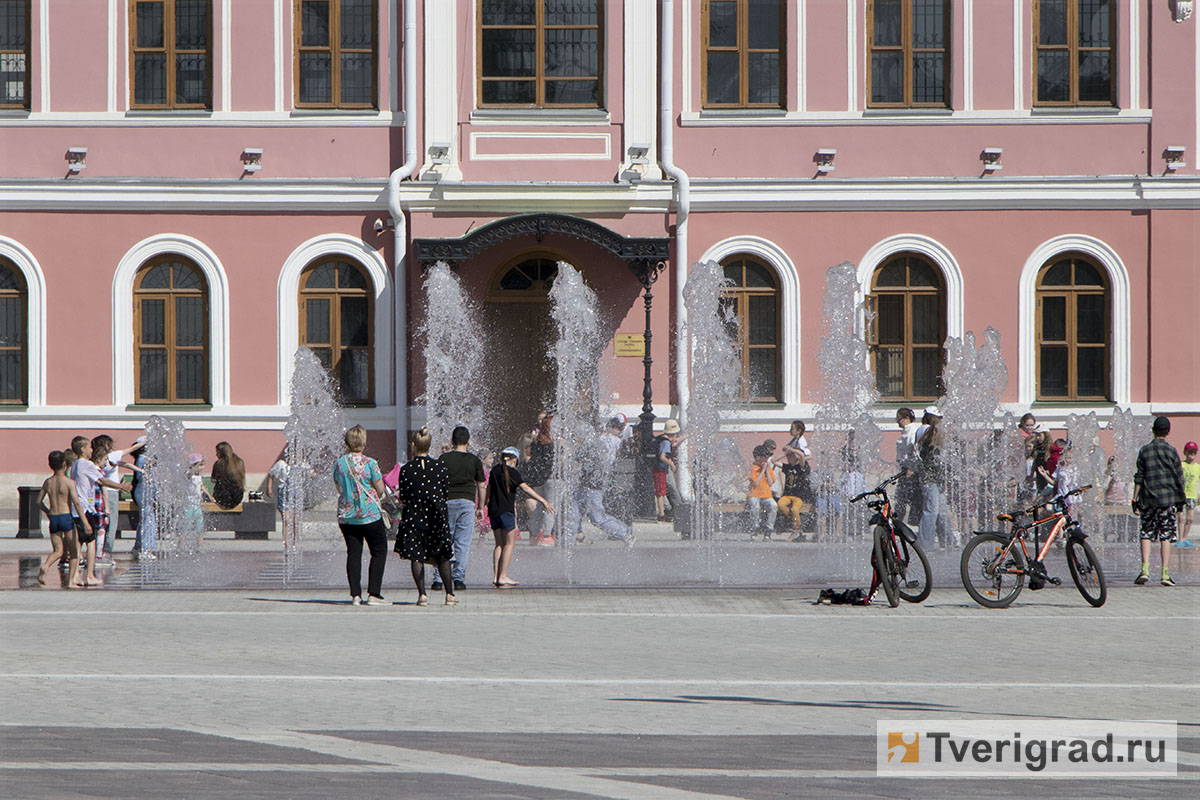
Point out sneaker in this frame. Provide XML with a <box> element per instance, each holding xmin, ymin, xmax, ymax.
<box><xmin>1177</xmin><ymin>540</ymin><xmax>1195</xmax><ymax>548</ymax></box>
<box><xmin>624</xmin><ymin>533</ymin><xmax>636</xmax><ymax>548</ymax></box>
<box><xmin>351</xmin><ymin>596</ymin><xmax>363</xmax><ymax>606</ymax></box>
<box><xmin>363</xmin><ymin>594</ymin><xmax>388</xmax><ymax>605</ymax></box>
<box><xmin>1134</xmin><ymin>571</ymin><xmax>1150</xmax><ymax>585</ymax></box>
<box><xmin>535</xmin><ymin>535</ymin><xmax>555</xmax><ymax>547</ymax></box>
<box><xmin>431</xmin><ymin>581</ymin><xmax>444</xmax><ymax>591</ymax></box>
<box><xmin>453</xmin><ymin>579</ymin><xmax>466</xmax><ymax>591</ymax></box>
<box><xmin>1161</xmin><ymin>576</ymin><xmax>1176</xmax><ymax>587</ymax></box>
<box><xmin>94</xmin><ymin>558</ymin><xmax>115</xmax><ymax>568</ymax></box>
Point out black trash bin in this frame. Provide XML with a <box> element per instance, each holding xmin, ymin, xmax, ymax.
<box><xmin>17</xmin><ymin>486</ymin><xmax>44</xmax><ymax>538</ymax></box>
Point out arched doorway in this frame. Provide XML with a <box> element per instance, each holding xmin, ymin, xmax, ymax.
<box><xmin>414</xmin><ymin>214</ymin><xmax>670</xmax><ymax>450</ymax></box>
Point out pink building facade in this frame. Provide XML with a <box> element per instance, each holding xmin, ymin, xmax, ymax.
<box><xmin>1</xmin><ymin>0</ymin><xmax>1198</xmax><ymax>494</ymax></box>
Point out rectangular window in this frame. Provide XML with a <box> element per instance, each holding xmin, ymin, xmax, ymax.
<box><xmin>867</xmin><ymin>0</ymin><xmax>949</xmax><ymax>108</ymax></box>
<box><xmin>702</xmin><ymin>0</ymin><xmax>784</xmax><ymax>109</ymax></box>
<box><xmin>129</xmin><ymin>0</ymin><xmax>212</xmax><ymax>109</ymax></box>
<box><xmin>478</xmin><ymin>0</ymin><xmax>602</xmax><ymax>108</ymax></box>
<box><xmin>0</xmin><ymin>0</ymin><xmax>28</xmax><ymax>109</ymax></box>
<box><xmin>295</xmin><ymin>0</ymin><xmax>377</xmax><ymax>108</ymax></box>
<box><xmin>1034</xmin><ymin>0</ymin><xmax>1115</xmax><ymax>106</ymax></box>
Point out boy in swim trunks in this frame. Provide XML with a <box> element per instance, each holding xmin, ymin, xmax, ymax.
<box><xmin>38</xmin><ymin>450</ymin><xmax>89</xmax><ymax>587</ymax></box>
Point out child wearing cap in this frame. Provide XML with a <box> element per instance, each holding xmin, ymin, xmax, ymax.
<box><xmin>1180</xmin><ymin>441</ymin><xmax>1199</xmax><ymax>547</ymax></box>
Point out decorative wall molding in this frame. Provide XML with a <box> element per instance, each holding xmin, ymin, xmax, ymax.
<box><xmin>414</xmin><ymin>213</ymin><xmax>670</xmax><ymax>269</ymax></box>
<box><xmin>277</xmin><ymin>234</ymin><xmax>393</xmax><ymax>407</ymax></box>
<box><xmin>698</xmin><ymin>235</ymin><xmax>802</xmax><ymax>406</ymax></box>
<box><xmin>857</xmin><ymin>233</ymin><xmax>965</xmax><ymax>341</ymax></box>
<box><xmin>468</xmin><ymin>132</ymin><xmax>612</xmax><ymax>161</ymax></box>
<box><xmin>3</xmin><ymin>175</ymin><xmax>1199</xmax><ymax>213</ymax></box>
<box><xmin>0</xmin><ymin>236</ymin><xmax>47</xmax><ymax>407</ymax></box>
<box><xmin>112</xmin><ymin>234</ymin><xmax>231</xmax><ymax>408</ymax></box>
<box><xmin>1017</xmin><ymin>235</ymin><xmax>1131</xmax><ymax>406</ymax></box>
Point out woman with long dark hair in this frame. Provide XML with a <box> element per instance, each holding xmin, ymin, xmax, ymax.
<box><xmin>485</xmin><ymin>447</ymin><xmax>553</xmax><ymax>587</ymax></box>
<box><xmin>394</xmin><ymin>427</ymin><xmax>456</xmax><ymax>606</ymax></box>
<box><xmin>211</xmin><ymin>441</ymin><xmax>246</xmax><ymax>509</ymax></box>
<box><xmin>917</xmin><ymin>407</ymin><xmax>952</xmax><ymax>549</ymax></box>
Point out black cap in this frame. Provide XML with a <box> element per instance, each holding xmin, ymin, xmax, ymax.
<box><xmin>752</xmin><ymin>445</ymin><xmax>770</xmax><ymax>458</ymax></box>
<box><xmin>1152</xmin><ymin>416</ymin><xmax>1170</xmax><ymax>434</ymax></box>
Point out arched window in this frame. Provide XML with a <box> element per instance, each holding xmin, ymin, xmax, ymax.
<box><xmin>868</xmin><ymin>253</ymin><xmax>945</xmax><ymax>401</ymax></box>
<box><xmin>134</xmin><ymin>256</ymin><xmax>209</xmax><ymax>404</ymax></box>
<box><xmin>1036</xmin><ymin>254</ymin><xmax>1109</xmax><ymax>400</ymax></box>
<box><xmin>720</xmin><ymin>256</ymin><xmax>780</xmax><ymax>403</ymax></box>
<box><xmin>299</xmin><ymin>258</ymin><xmax>373</xmax><ymax>404</ymax></box>
<box><xmin>486</xmin><ymin>255</ymin><xmax>560</xmax><ymax>302</ymax></box>
<box><xmin>0</xmin><ymin>257</ymin><xmax>27</xmax><ymax>404</ymax></box>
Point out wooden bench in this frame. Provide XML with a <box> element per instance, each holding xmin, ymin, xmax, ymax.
<box><xmin>116</xmin><ymin>499</ymin><xmax>277</xmax><ymax>540</ymax></box>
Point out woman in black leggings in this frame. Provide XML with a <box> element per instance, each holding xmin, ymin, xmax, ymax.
<box><xmin>333</xmin><ymin>425</ymin><xmax>390</xmax><ymax>605</ymax></box>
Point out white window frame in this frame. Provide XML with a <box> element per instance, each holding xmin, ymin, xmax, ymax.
<box><xmin>0</xmin><ymin>236</ymin><xmax>46</xmax><ymax>408</ymax></box>
<box><xmin>113</xmin><ymin>233</ymin><xmax>230</xmax><ymax>408</ymax></box>
<box><xmin>1018</xmin><ymin>234</ymin><xmax>1130</xmax><ymax>406</ymax></box>
<box><xmin>277</xmin><ymin>233</ymin><xmax>392</xmax><ymax>407</ymax></box>
<box><xmin>698</xmin><ymin>235</ymin><xmax>800</xmax><ymax>406</ymax></box>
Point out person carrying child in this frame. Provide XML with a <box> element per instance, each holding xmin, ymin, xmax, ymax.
<box><xmin>38</xmin><ymin>450</ymin><xmax>89</xmax><ymax>587</ymax></box>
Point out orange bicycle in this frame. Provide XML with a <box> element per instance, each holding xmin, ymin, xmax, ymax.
<box><xmin>960</xmin><ymin>485</ymin><xmax>1107</xmax><ymax>608</ymax></box>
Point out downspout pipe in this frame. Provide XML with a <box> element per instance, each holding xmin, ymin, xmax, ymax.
<box><xmin>389</xmin><ymin>0</ymin><xmax>419</xmax><ymax>462</ymax></box>
<box><xmin>660</xmin><ymin>0</ymin><xmax>692</xmax><ymax>500</ymax></box>
<box><xmin>660</xmin><ymin>0</ymin><xmax>690</xmax><ymax>428</ymax></box>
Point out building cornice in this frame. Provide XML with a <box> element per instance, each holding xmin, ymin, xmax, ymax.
<box><xmin>1</xmin><ymin>175</ymin><xmax>1198</xmax><ymax>213</ymax></box>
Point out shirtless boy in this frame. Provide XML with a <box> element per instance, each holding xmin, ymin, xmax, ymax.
<box><xmin>38</xmin><ymin>450</ymin><xmax>89</xmax><ymax>587</ymax></box>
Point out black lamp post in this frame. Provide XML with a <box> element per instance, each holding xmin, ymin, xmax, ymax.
<box><xmin>629</xmin><ymin>257</ymin><xmax>667</xmax><ymax>517</ymax></box>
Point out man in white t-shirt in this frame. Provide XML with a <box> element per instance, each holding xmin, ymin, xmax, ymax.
<box><xmin>893</xmin><ymin>407</ymin><xmax>923</xmax><ymax>526</ymax></box>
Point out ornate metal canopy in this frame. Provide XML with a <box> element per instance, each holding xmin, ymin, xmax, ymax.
<box><xmin>414</xmin><ymin>213</ymin><xmax>670</xmax><ymax>272</ymax></box>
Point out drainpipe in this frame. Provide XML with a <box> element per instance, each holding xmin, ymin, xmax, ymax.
<box><xmin>660</xmin><ymin>0</ymin><xmax>692</xmax><ymax>497</ymax></box>
<box><xmin>389</xmin><ymin>0</ymin><xmax>419</xmax><ymax>463</ymax></box>
<box><xmin>660</xmin><ymin>0</ymin><xmax>690</xmax><ymax>426</ymax></box>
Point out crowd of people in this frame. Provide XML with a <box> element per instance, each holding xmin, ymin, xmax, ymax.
<box><xmin>35</xmin><ymin>434</ymin><xmax>249</xmax><ymax>587</ymax></box>
<box><xmin>33</xmin><ymin>409</ymin><xmax>1195</xmax><ymax>597</ymax></box>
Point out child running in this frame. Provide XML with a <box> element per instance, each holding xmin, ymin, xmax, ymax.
<box><xmin>37</xmin><ymin>450</ymin><xmax>89</xmax><ymax>587</ymax></box>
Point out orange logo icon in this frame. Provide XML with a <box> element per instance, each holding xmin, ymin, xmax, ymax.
<box><xmin>887</xmin><ymin>732</ymin><xmax>920</xmax><ymax>763</ymax></box>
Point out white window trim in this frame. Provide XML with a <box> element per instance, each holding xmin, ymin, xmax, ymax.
<box><xmin>277</xmin><ymin>234</ymin><xmax>393</xmax><ymax>407</ymax></box>
<box><xmin>113</xmin><ymin>234</ymin><xmax>231</xmax><ymax>408</ymax></box>
<box><xmin>857</xmin><ymin>233</ymin><xmax>965</xmax><ymax>339</ymax></box>
<box><xmin>0</xmin><ymin>236</ymin><xmax>47</xmax><ymax>407</ymax></box>
<box><xmin>699</xmin><ymin>235</ymin><xmax>800</xmax><ymax>406</ymax></box>
<box><xmin>1018</xmin><ymin>234</ymin><xmax>1130</xmax><ymax>407</ymax></box>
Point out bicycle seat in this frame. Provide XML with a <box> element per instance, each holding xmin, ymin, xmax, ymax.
<box><xmin>996</xmin><ymin>513</ymin><xmax>1013</xmax><ymax>522</ymax></box>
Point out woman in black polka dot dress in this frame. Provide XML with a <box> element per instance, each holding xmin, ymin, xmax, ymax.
<box><xmin>394</xmin><ymin>428</ymin><xmax>456</xmax><ymax>606</ymax></box>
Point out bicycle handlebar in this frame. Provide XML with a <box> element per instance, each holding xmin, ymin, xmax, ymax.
<box><xmin>999</xmin><ymin>484</ymin><xmax>1094</xmax><ymax>521</ymax></box>
<box><xmin>849</xmin><ymin>472</ymin><xmax>905</xmax><ymax>504</ymax></box>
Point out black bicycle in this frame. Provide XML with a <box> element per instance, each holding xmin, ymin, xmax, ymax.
<box><xmin>850</xmin><ymin>472</ymin><xmax>933</xmax><ymax>607</ymax></box>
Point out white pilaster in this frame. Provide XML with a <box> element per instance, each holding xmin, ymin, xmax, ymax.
<box><xmin>622</xmin><ymin>0</ymin><xmax>662</xmax><ymax>179</ymax></box>
<box><xmin>422</xmin><ymin>0</ymin><xmax>461</xmax><ymax>180</ymax></box>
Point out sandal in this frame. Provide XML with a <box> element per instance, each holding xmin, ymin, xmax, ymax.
<box><xmin>416</xmin><ymin>595</ymin><xmax>429</xmax><ymax>607</ymax></box>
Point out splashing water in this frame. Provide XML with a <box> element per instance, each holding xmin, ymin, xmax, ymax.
<box><xmin>683</xmin><ymin>260</ymin><xmax>743</xmax><ymax>545</ymax></box>
<box><xmin>939</xmin><ymin>327</ymin><xmax>1011</xmax><ymax>533</ymax></box>
<box><xmin>813</xmin><ymin>261</ymin><xmax>881</xmax><ymax>542</ymax></box>
<box><xmin>1064</xmin><ymin>412</ymin><xmax>1107</xmax><ymax>535</ymax></box>
<box><xmin>283</xmin><ymin>347</ymin><xmax>347</xmax><ymax>552</ymax></box>
<box><xmin>420</xmin><ymin>262</ymin><xmax>488</xmax><ymax>451</ymax></box>
<box><xmin>1108</xmin><ymin>406</ymin><xmax>1152</xmax><ymax>508</ymax></box>
<box><xmin>143</xmin><ymin>414</ymin><xmax>204</xmax><ymax>557</ymax></box>
<box><xmin>548</xmin><ymin>261</ymin><xmax>605</xmax><ymax>561</ymax></box>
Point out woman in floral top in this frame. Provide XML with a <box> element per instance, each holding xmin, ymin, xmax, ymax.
<box><xmin>394</xmin><ymin>427</ymin><xmax>456</xmax><ymax>607</ymax></box>
<box><xmin>333</xmin><ymin>425</ymin><xmax>389</xmax><ymax>605</ymax></box>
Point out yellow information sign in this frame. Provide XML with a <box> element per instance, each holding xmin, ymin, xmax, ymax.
<box><xmin>613</xmin><ymin>333</ymin><xmax>645</xmax><ymax>357</ymax></box>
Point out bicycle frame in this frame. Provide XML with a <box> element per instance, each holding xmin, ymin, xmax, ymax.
<box><xmin>993</xmin><ymin>489</ymin><xmax>1088</xmax><ymax>579</ymax></box>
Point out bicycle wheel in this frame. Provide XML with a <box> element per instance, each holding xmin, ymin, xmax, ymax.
<box><xmin>1066</xmin><ymin>537</ymin><xmax>1107</xmax><ymax>608</ymax></box>
<box><xmin>873</xmin><ymin>525</ymin><xmax>900</xmax><ymax>607</ymax></box>
<box><xmin>960</xmin><ymin>533</ymin><xmax>1025</xmax><ymax>608</ymax></box>
<box><xmin>895</xmin><ymin>532</ymin><xmax>933</xmax><ymax>603</ymax></box>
